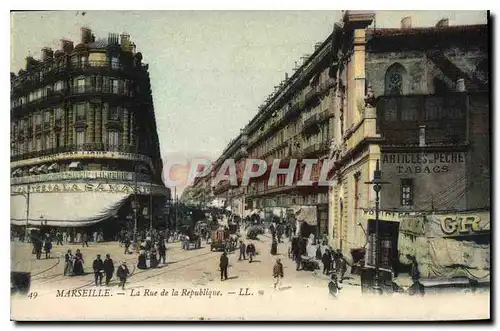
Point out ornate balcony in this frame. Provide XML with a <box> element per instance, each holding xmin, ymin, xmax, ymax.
<box><xmin>10</xmin><ymin>143</ymin><xmax>145</xmax><ymax>162</ymax></box>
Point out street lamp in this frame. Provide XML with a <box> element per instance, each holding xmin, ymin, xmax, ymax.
<box><xmin>364</xmin><ymin>159</ymin><xmax>390</xmax><ymax>294</ymax></box>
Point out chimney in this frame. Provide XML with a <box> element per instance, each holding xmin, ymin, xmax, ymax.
<box><xmin>60</xmin><ymin>39</ymin><xmax>74</xmax><ymax>53</ymax></box>
<box><xmin>436</xmin><ymin>18</ymin><xmax>449</xmax><ymax>28</ymax></box>
<box><xmin>108</xmin><ymin>33</ymin><xmax>119</xmax><ymax>45</ymax></box>
<box><xmin>401</xmin><ymin>16</ymin><xmax>412</xmax><ymax>29</ymax></box>
<box><xmin>41</xmin><ymin>47</ymin><xmax>53</xmax><ymax>61</ymax></box>
<box><xmin>120</xmin><ymin>33</ymin><xmax>132</xmax><ymax>52</ymax></box>
<box><xmin>285</xmin><ymin>73</ymin><xmax>289</xmax><ymax>81</ymax></box>
<box><xmin>314</xmin><ymin>42</ymin><xmax>323</xmax><ymax>51</ymax></box>
<box><xmin>81</xmin><ymin>27</ymin><xmax>92</xmax><ymax>43</ymax></box>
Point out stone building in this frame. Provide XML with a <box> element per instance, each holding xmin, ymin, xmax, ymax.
<box><xmin>10</xmin><ymin>27</ymin><xmax>170</xmax><ymax>238</ymax></box>
<box><xmin>327</xmin><ymin>12</ymin><xmax>489</xmax><ymax>270</ymax></box>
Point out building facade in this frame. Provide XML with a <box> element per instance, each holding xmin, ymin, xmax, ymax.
<box><xmin>185</xmin><ymin>12</ymin><xmax>489</xmax><ymax>263</ymax></box>
<box><xmin>10</xmin><ymin>27</ymin><xmax>170</xmax><ymax>238</ymax></box>
<box><xmin>327</xmin><ymin>13</ymin><xmax>489</xmax><ymax>268</ymax></box>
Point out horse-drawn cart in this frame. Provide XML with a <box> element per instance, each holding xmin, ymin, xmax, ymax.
<box><xmin>210</xmin><ymin>229</ymin><xmax>235</xmax><ymax>252</ymax></box>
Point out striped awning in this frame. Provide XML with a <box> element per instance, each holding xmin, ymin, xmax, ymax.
<box><xmin>11</xmin><ymin>192</ymin><xmax>131</xmax><ymax>227</ymax></box>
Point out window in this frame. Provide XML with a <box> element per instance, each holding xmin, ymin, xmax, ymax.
<box><xmin>76</xmin><ymin>129</ymin><xmax>85</xmax><ymax>146</ymax></box>
<box><xmin>77</xmin><ymin>78</ymin><xmax>85</xmax><ymax>93</ymax></box>
<box><xmin>27</xmin><ymin>139</ymin><xmax>33</xmax><ymax>153</ymax></box>
<box><xmin>55</xmin><ymin>108</ymin><xmax>62</xmax><ymax>120</ymax></box>
<box><xmin>55</xmin><ymin>133</ymin><xmax>61</xmax><ymax>149</ymax></box>
<box><xmin>23</xmin><ymin>140</ymin><xmax>28</xmax><ymax>154</ymax></box>
<box><xmin>111</xmin><ymin>57</ymin><xmax>120</xmax><ymax>70</ymax></box>
<box><xmin>35</xmin><ymin>114</ymin><xmax>42</xmax><ymax>126</ymax></box>
<box><xmin>384</xmin><ymin>63</ymin><xmax>407</xmax><ymax>96</ymax></box>
<box><xmin>107</xmin><ymin>131</ymin><xmax>119</xmax><ymax>151</ymax></box>
<box><xmin>76</xmin><ymin>103</ymin><xmax>86</xmax><ymax>121</ymax></box>
<box><xmin>44</xmin><ymin>111</ymin><xmax>51</xmax><ymax>124</ymax></box>
<box><xmin>42</xmin><ymin>135</ymin><xmax>49</xmax><ymax>150</ymax></box>
<box><xmin>89</xmin><ymin>76</ymin><xmax>97</xmax><ymax>91</ymax></box>
<box><xmin>108</xmin><ymin>106</ymin><xmax>119</xmax><ymax>120</ymax></box>
<box><xmin>401</xmin><ymin>178</ymin><xmax>414</xmax><ymax>206</ymax></box>
<box><xmin>55</xmin><ymin>81</ymin><xmax>64</xmax><ymax>91</ymax></box>
<box><xmin>36</xmin><ymin>137</ymin><xmax>41</xmax><ymax>151</ymax></box>
<box><xmin>111</xmin><ymin>79</ymin><xmax>119</xmax><ymax>94</ymax></box>
<box><xmin>78</xmin><ymin>55</ymin><xmax>86</xmax><ymax>68</ymax></box>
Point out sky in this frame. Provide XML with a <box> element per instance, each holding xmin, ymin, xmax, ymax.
<box><xmin>10</xmin><ymin>10</ymin><xmax>488</xmax><ymax>192</ymax></box>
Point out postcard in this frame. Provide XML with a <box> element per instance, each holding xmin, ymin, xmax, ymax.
<box><xmin>10</xmin><ymin>10</ymin><xmax>490</xmax><ymax>321</ymax></box>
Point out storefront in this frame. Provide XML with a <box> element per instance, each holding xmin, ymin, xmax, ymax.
<box><xmin>10</xmin><ymin>181</ymin><xmax>170</xmax><ymax>239</ymax></box>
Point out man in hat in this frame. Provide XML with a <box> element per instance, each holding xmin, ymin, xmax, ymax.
<box><xmin>219</xmin><ymin>252</ymin><xmax>229</xmax><ymax>281</ymax></box>
<box><xmin>92</xmin><ymin>254</ymin><xmax>104</xmax><ymax>286</ymax></box>
<box><xmin>116</xmin><ymin>261</ymin><xmax>130</xmax><ymax>290</ymax></box>
<box><xmin>273</xmin><ymin>258</ymin><xmax>284</xmax><ymax>289</ymax></box>
<box><xmin>103</xmin><ymin>254</ymin><xmax>115</xmax><ymax>286</ymax></box>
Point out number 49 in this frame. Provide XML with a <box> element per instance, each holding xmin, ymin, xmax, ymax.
<box><xmin>27</xmin><ymin>292</ymin><xmax>38</xmax><ymax>299</ymax></box>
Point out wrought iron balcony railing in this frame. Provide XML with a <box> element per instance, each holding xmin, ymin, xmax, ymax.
<box><xmin>10</xmin><ymin>143</ymin><xmax>154</xmax><ymax>162</ymax></box>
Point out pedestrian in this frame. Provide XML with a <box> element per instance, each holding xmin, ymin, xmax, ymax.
<box><xmin>150</xmin><ymin>247</ymin><xmax>159</xmax><ymax>268</ymax></box>
<box><xmin>82</xmin><ymin>233</ymin><xmax>89</xmax><ymax>247</ymax></box>
<box><xmin>56</xmin><ymin>231</ymin><xmax>63</xmax><ymax>246</ymax></box>
<box><xmin>316</xmin><ymin>245</ymin><xmax>322</xmax><ymax>260</ymax></box>
<box><xmin>158</xmin><ymin>241</ymin><xmax>167</xmax><ymax>265</ymax></box>
<box><xmin>92</xmin><ymin>254</ymin><xmax>104</xmax><ymax>286</ymax></box>
<box><xmin>64</xmin><ymin>249</ymin><xmax>73</xmax><ymax>276</ymax></box>
<box><xmin>116</xmin><ymin>262</ymin><xmax>130</xmax><ymax>290</ymax></box>
<box><xmin>73</xmin><ymin>249</ymin><xmax>85</xmax><ymax>276</ymax></box>
<box><xmin>322</xmin><ymin>249</ymin><xmax>332</xmax><ymax>275</ymax></box>
<box><xmin>238</xmin><ymin>241</ymin><xmax>246</xmax><ymax>261</ymax></box>
<box><xmin>407</xmin><ymin>255</ymin><xmax>425</xmax><ymax>296</ymax></box>
<box><xmin>273</xmin><ymin>258</ymin><xmax>284</xmax><ymax>289</ymax></box>
<box><xmin>219</xmin><ymin>252</ymin><xmax>229</xmax><ymax>281</ymax></box>
<box><xmin>44</xmin><ymin>237</ymin><xmax>52</xmax><ymax>259</ymax></box>
<box><xmin>34</xmin><ymin>238</ymin><xmax>43</xmax><ymax>260</ymax></box>
<box><xmin>137</xmin><ymin>249</ymin><xmax>148</xmax><ymax>269</ymax></box>
<box><xmin>103</xmin><ymin>254</ymin><xmax>115</xmax><ymax>286</ymax></box>
<box><xmin>328</xmin><ymin>273</ymin><xmax>340</xmax><ymax>298</ymax></box>
<box><xmin>270</xmin><ymin>238</ymin><xmax>278</xmax><ymax>255</ymax></box>
<box><xmin>246</xmin><ymin>243</ymin><xmax>256</xmax><ymax>263</ymax></box>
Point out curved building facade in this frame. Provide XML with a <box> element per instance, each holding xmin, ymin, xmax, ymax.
<box><xmin>10</xmin><ymin>27</ymin><xmax>170</xmax><ymax>238</ymax></box>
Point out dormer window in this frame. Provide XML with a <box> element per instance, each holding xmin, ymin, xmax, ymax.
<box><xmin>111</xmin><ymin>57</ymin><xmax>120</xmax><ymax>70</ymax></box>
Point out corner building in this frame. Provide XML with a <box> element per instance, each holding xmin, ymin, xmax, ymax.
<box><xmin>328</xmin><ymin>13</ymin><xmax>489</xmax><ymax>279</ymax></box>
<box><xmin>10</xmin><ymin>28</ymin><xmax>170</xmax><ymax>239</ymax></box>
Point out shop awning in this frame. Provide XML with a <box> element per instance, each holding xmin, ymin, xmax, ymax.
<box><xmin>11</xmin><ymin>169</ymin><xmax>21</xmax><ymax>177</ymax></box>
<box><xmin>28</xmin><ymin>167</ymin><xmax>36</xmax><ymax>174</ymax></box>
<box><xmin>10</xmin><ymin>192</ymin><xmax>130</xmax><ymax>227</ymax></box>
<box><xmin>293</xmin><ymin>206</ymin><xmax>317</xmax><ymax>225</ymax></box>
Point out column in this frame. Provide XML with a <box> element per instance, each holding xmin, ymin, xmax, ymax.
<box><xmin>102</xmin><ymin>103</ymin><xmax>108</xmax><ymax>146</ymax></box>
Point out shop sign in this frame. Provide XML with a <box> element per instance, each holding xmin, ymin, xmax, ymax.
<box><xmin>439</xmin><ymin>215</ymin><xmax>489</xmax><ymax>236</ymax></box>
<box><xmin>10</xmin><ymin>171</ymin><xmax>151</xmax><ymax>185</ymax></box>
<box><xmin>11</xmin><ymin>182</ymin><xmax>170</xmax><ymax>196</ymax></box>
<box><xmin>361</xmin><ymin>208</ymin><xmax>426</xmax><ymax>222</ymax></box>
<box><xmin>382</xmin><ymin>152</ymin><xmax>465</xmax><ymax>174</ymax></box>
<box><xmin>11</xmin><ymin>151</ymin><xmax>154</xmax><ymax>170</ymax></box>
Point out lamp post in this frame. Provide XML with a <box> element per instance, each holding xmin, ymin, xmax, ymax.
<box><xmin>364</xmin><ymin>159</ymin><xmax>390</xmax><ymax>294</ymax></box>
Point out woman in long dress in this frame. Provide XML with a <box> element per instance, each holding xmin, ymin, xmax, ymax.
<box><xmin>73</xmin><ymin>249</ymin><xmax>85</xmax><ymax>275</ymax></box>
<box><xmin>137</xmin><ymin>249</ymin><xmax>148</xmax><ymax>269</ymax></box>
<box><xmin>64</xmin><ymin>249</ymin><xmax>74</xmax><ymax>276</ymax></box>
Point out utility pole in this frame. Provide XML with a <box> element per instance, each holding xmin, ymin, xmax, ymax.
<box><xmin>24</xmin><ymin>185</ymin><xmax>30</xmax><ymax>241</ymax></box>
<box><xmin>364</xmin><ymin>159</ymin><xmax>390</xmax><ymax>294</ymax></box>
<box><xmin>149</xmin><ymin>179</ymin><xmax>153</xmax><ymax>230</ymax></box>
<box><xmin>133</xmin><ymin>161</ymin><xmax>138</xmax><ymax>247</ymax></box>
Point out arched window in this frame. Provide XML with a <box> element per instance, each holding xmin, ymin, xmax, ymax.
<box><xmin>384</xmin><ymin>63</ymin><xmax>408</xmax><ymax>96</ymax></box>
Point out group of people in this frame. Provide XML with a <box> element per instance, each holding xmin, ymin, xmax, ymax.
<box><xmin>137</xmin><ymin>238</ymin><xmax>168</xmax><ymax>270</ymax></box>
<box><xmin>316</xmin><ymin>245</ymin><xmax>348</xmax><ymax>281</ymax></box>
<box><xmin>63</xmin><ymin>249</ymin><xmax>131</xmax><ymax>290</ymax></box>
